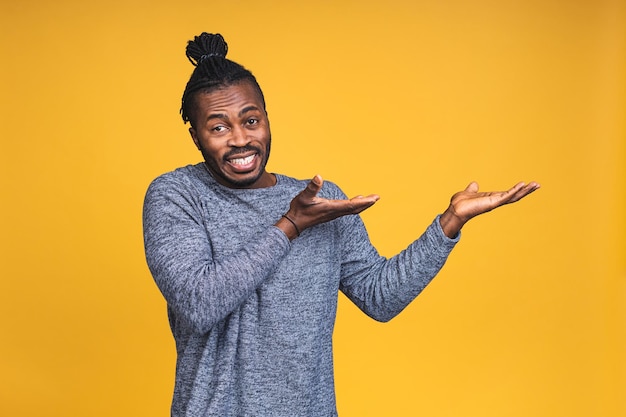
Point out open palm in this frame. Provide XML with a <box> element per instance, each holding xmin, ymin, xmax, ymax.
<box><xmin>450</xmin><ymin>181</ymin><xmax>540</xmax><ymax>221</ymax></box>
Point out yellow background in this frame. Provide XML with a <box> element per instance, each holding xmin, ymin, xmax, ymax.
<box><xmin>1</xmin><ymin>0</ymin><xmax>624</xmax><ymax>416</ymax></box>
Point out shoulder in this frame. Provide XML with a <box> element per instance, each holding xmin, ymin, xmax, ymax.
<box><xmin>147</xmin><ymin>163</ymin><xmax>207</xmax><ymax>191</ymax></box>
<box><xmin>144</xmin><ymin>163</ymin><xmax>211</xmax><ymax>206</ymax></box>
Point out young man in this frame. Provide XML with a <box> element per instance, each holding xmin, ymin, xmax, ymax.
<box><xmin>143</xmin><ymin>33</ymin><xmax>539</xmax><ymax>417</ymax></box>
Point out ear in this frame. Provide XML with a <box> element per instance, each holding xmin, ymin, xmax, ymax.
<box><xmin>189</xmin><ymin>127</ymin><xmax>201</xmax><ymax>150</ymax></box>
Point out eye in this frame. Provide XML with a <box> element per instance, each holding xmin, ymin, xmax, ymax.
<box><xmin>211</xmin><ymin>125</ymin><xmax>228</xmax><ymax>133</ymax></box>
<box><xmin>245</xmin><ymin>118</ymin><xmax>259</xmax><ymax>126</ymax></box>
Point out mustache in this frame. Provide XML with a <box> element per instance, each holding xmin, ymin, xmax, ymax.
<box><xmin>224</xmin><ymin>145</ymin><xmax>262</xmax><ymax>160</ymax></box>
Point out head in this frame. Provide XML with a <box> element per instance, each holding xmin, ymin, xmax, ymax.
<box><xmin>180</xmin><ymin>33</ymin><xmax>273</xmax><ymax>189</ymax></box>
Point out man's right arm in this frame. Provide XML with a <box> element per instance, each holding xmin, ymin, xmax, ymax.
<box><xmin>142</xmin><ymin>176</ymin><xmax>291</xmax><ymax>334</ymax></box>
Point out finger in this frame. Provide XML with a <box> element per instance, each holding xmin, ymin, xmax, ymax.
<box><xmin>504</xmin><ymin>182</ymin><xmax>526</xmax><ymax>198</ymax></box>
<box><xmin>351</xmin><ymin>199</ymin><xmax>378</xmax><ymax>214</ymax></box>
<box><xmin>332</xmin><ymin>196</ymin><xmax>378</xmax><ymax>215</ymax></box>
<box><xmin>478</xmin><ymin>183</ymin><xmax>525</xmax><ymax>208</ymax></box>
<box><xmin>502</xmin><ymin>181</ymin><xmax>540</xmax><ymax>204</ymax></box>
<box><xmin>509</xmin><ymin>182</ymin><xmax>541</xmax><ymax>202</ymax></box>
<box><xmin>301</xmin><ymin>174</ymin><xmax>324</xmax><ymax>199</ymax></box>
<box><xmin>527</xmin><ymin>181</ymin><xmax>541</xmax><ymax>190</ymax></box>
<box><xmin>466</xmin><ymin>182</ymin><xmax>479</xmax><ymax>193</ymax></box>
<box><xmin>350</xmin><ymin>194</ymin><xmax>380</xmax><ymax>203</ymax></box>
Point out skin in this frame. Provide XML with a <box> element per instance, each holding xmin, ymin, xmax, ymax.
<box><xmin>189</xmin><ymin>81</ymin><xmax>540</xmax><ymax>241</ymax></box>
<box><xmin>437</xmin><ymin>180</ymin><xmax>539</xmax><ymax>238</ymax></box>
<box><xmin>189</xmin><ymin>82</ymin><xmax>275</xmax><ymax>189</ymax></box>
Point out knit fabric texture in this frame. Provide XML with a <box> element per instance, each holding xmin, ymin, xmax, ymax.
<box><xmin>143</xmin><ymin>163</ymin><xmax>460</xmax><ymax>417</ymax></box>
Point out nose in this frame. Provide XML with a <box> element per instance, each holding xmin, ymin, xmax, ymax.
<box><xmin>227</xmin><ymin>125</ymin><xmax>250</xmax><ymax>147</ymax></box>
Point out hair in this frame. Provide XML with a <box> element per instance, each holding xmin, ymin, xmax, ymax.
<box><xmin>180</xmin><ymin>33</ymin><xmax>266</xmax><ymax>127</ymax></box>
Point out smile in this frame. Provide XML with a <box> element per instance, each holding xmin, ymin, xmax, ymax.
<box><xmin>226</xmin><ymin>153</ymin><xmax>259</xmax><ymax>173</ymax></box>
<box><xmin>230</xmin><ymin>154</ymin><xmax>256</xmax><ymax>166</ymax></box>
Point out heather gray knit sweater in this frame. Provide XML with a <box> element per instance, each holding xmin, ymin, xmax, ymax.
<box><xmin>143</xmin><ymin>163</ymin><xmax>459</xmax><ymax>417</ymax></box>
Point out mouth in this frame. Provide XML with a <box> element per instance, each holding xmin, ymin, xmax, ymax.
<box><xmin>226</xmin><ymin>153</ymin><xmax>258</xmax><ymax>172</ymax></box>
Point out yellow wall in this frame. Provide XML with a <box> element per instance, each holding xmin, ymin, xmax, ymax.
<box><xmin>1</xmin><ymin>1</ymin><xmax>624</xmax><ymax>416</ymax></box>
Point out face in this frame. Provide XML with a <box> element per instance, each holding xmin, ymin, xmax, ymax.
<box><xmin>189</xmin><ymin>82</ymin><xmax>274</xmax><ymax>189</ymax></box>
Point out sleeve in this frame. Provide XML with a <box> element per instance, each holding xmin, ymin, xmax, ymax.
<box><xmin>338</xmin><ymin>208</ymin><xmax>460</xmax><ymax>323</ymax></box>
<box><xmin>142</xmin><ymin>175</ymin><xmax>292</xmax><ymax>334</ymax></box>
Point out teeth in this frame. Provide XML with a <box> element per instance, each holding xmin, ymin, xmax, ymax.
<box><xmin>231</xmin><ymin>155</ymin><xmax>255</xmax><ymax>165</ymax></box>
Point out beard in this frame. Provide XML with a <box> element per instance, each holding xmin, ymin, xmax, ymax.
<box><xmin>201</xmin><ymin>140</ymin><xmax>272</xmax><ymax>189</ymax></box>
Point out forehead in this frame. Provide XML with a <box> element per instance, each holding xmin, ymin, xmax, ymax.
<box><xmin>194</xmin><ymin>82</ymin><xmax>265</xmax><ymax>114</ymax></box>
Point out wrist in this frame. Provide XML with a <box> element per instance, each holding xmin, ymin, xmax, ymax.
<box><xmin>439</xmin><ymin>207</ymin><xmax>465</xmax><ymax>239</ymax></box>
<box><xmin>275</xmin><ymin>214</ymin><xmax>300</xmax><ymax>241</ymax></box>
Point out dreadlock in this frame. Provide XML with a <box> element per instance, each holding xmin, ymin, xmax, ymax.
<box><xmin>180</xmin><ymin>33</ymin><xmax>266</xmax><ymax>127</ymax></box>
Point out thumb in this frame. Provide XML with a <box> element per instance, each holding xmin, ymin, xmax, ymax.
<box><xmin>465</xmin><ymin>181</ymin><xmax>479</xmax><ymax>193</ymax></box>
<box><xmin>301</xmin><ymin>174</ymin><xmax>324</xmax><ymax>199</ymax></box>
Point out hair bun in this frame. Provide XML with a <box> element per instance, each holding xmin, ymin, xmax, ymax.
<box><xmin>185</xmin><ymin>32</ymin><xmax>228</xmax><ymax>66</ymax></box>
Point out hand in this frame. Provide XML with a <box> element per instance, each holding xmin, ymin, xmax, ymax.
<box><xmin>439</xmin><ymin>181</ymin><xmax>540</xmax><ymax>238</ymax></box>
<box><xmin>276</xmin><ymin>175</ymin><xmax>380</xmax><ymax>239</ymax></box>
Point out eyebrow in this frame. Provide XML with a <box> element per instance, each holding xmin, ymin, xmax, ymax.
<box><xmin>238</xmin><ymin>105</ymin><xmax>262</xmax><ymax>117</ymax></box>
<box><xmin>205</xmin><ymin>105</ymin><xmax>262</xmax><ymax>123</ymax></box>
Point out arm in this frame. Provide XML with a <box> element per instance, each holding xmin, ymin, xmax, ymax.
<box><xmin>339</xmin><ymin>214</ymin><xmax>458</xmax><ymax>322</ymax></box>
<box><xmin>340</xmin><ymin>180</ymin><xmax>540</xmax><ymax>322</ymax></box>
<box><xmin>143</xmin><ymin>177</ymin><xmax>291</xmax><ymax>334</ymax></box>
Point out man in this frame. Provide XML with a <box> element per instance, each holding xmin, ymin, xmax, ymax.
<box><xmin>143</xmin><ymin>32</ymin><xmax>539</xmax><ymax>417</ymax></box>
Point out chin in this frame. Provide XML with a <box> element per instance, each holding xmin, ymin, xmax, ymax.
<box><xmin>223</xmin><ymin>172</ymin><xmax>264</xmax><ymax>189</ymax></box>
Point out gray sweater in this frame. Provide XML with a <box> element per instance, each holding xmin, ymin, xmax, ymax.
<box><xmin>143</xmin><ymin>163</ymin><xmax>459</xmax><ymax>417</ymax></box>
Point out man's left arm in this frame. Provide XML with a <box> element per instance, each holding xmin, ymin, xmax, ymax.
<box><xmin>338</xmin><ymin>180</ymin><xmax>540</xmax><ymax>322</ymax></box>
